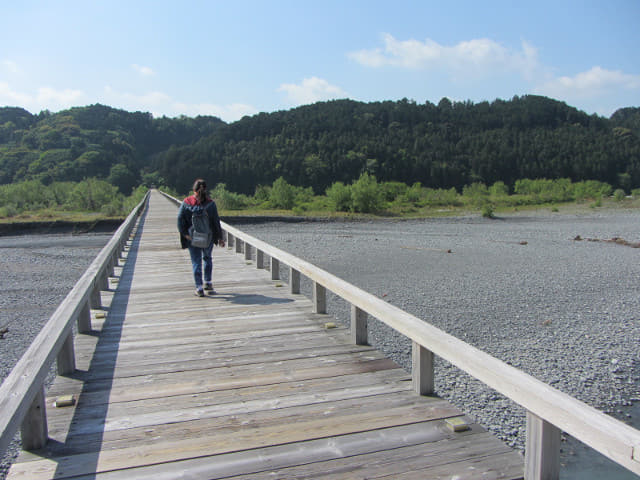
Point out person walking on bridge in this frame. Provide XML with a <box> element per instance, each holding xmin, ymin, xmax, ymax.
<box><xmin>177</xmin><ymin>178</ymin><xmax>225</xmax><ymax>296</ymax></box>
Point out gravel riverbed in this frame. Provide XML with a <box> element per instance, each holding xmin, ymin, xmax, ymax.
<box><xmin>1</xmin><ymin>211</ymin><xmax>639</xmax><ymax>479</ymax></box>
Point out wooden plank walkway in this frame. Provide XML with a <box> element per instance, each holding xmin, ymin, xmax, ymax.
<box><xmin>7</xmin><ymin>191</ymin><xmax>524</xmax><ymax>479</ymax></box>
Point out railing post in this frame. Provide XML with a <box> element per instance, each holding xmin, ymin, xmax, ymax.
<box><xmin>245</xmin><ymin>243</ymin><xmax>252</xmax><ymax>261</ymax></box>
<box><xmin>525</xmin><ymin>412</ymin><xmax>560</xmax><ymax>480</ymax></box>
<box><xmin>351</xmin><ymin>305</ymin><xmax>368</xmax><ymax>345</ymax></box>
<box><xmin>56</xmin><ymin>330</ymin><xmax>76</xmax><ymax>375</ymax></box>
<box><xmin>412</xmin><ymin>341</ymin><xmax>434</xmax><ymax>395</ymax></box>
<box><xmin>256</xmin><ymin>249</ymin><xmax>264</xmax><ymax>269</ymax></box>
<box><xmin>90</xmin><ymin>281</ymin><xmax>102</xmax><ymax>309</ymax></box>
<box><xmin>236</xmin><ymin>238</ymin><xmax>243</xmax><ymax>254</ymax></box>
<box><xmin>98</xmin><ymin>268</ymin><xmax>109</xmax><ymax>291</ymax></box>
<box><xmin>290</xmin><ymin>268</ymin><xmax>300</xmax><ymax>294</ymax></box>
<box><xmin>227</xmin><ymin>233</ymin><xmax>234</xmax><ymax>248</ymax></box>
<box><xmin>20</xmin><ymin>387</ymin><xmax>48</xmax><ymax>451</ymax></box>
<box><xmin>271</xmin><ymin>257</ymin><xmax>280</xmax><ymax>280</ymax></box>
<box><xmin>313</xmin><ymin>282</ymin><xmax>326</xmax><ymax>314</ymax></box>
<box><xmin>77</xmin><ymin>301</ymin><xmax>92</xmax><ymax>333</ymax></box>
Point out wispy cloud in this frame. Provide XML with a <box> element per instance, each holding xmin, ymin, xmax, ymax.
<box><xmin>278</xmin><ymin>77</ymin><xmax>347</xmax><ymax>105</ymax></box>
<box><xmin>102</xmin><ymin>86</ymin><xmax>256</xmax><ymax>121</ymax></box>
<box><xmin>349</xmin><ymin>34</ymin><xmax>540</xmax><ymax>80</ymax></box>
<box><xmin>0</xmin><ymin>82</ymin><xmax>85</xmax><ymax>112</ymax></box>
<box><xmin>535</xmin><ymin>66</ymin><xmax>640</xmax><ymax>100</ymax></box>
<box><xmin>132</xmin><ymin>64</ymin><xmax>155</xmax><ymax>76</ymax></box>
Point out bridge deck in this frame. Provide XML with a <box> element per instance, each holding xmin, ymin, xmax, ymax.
<box><xmin>7</xmin><ymin>191</ymin><xmax>523</xmax><ymax>479</ymax></box>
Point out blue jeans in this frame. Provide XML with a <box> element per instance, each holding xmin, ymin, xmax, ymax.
<box><xmin>188</xmin><ymin>243</ymin><xmax>213</xmax><ymax>289</ymax></box>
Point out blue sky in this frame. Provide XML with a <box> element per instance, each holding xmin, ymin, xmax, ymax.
<box><xmin>1</xmin><ymin>0</ymin><xmax>639</xmax><ymax>122</ymax></box>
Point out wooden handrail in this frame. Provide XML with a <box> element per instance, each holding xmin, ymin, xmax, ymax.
<box><xmin>0</xmin><ymin>191</ymin><xmax>149</xmax><ymax>455</ymax></box>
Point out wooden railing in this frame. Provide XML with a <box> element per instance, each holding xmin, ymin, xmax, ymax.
<box><xmin>0</xmin><ymin>191</ymin><xmax>149</xmax><ymax>456</ymax></box>
<box><xmin>161</xmin><ymin>191</ymin><xmax>640</xmax><ymax>479</ymax></box>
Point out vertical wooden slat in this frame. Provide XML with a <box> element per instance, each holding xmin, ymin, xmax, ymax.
<box><xmin>20</xmin><ymin>387</ymin><xmax>47</xmax><ymax>451</ymax></box>
<box><xmin>351</xmin><ymin>305</ymin><xmax>368</xmax><ymax>345</ymax></box>
<box><xmin>290</xmin><ymin>268</ymin><xmax>301</xmax><ymax>294</ymax></box>
<box><xmin>245</xmin><ymin>243</ymin><xmax>252</xmax><ymax>261</ymax></box>
<box><xmin>256</xmin><ymin>249</ymin><xmax>264</xmax><ymax>269</ymax></box>
<box><xmin>412</xmin><ymin>341</ymin><xmax>434</xmax><ymax>395</ymax></box>
<box><xmin>313</xmin><ymin>282</ymin><xmax>326</xmax><ymax>314</ymax></box>
<box><xmin>271</xmin><ymin>257</ymin><xmax>280</xmax><ymax>280</ymax></box>
<box><xmin>56</xmin><ymin>330</ymin><xmax>75</xmax><ymax>375</ymax></box>
<box><xmin>525</xmin><ymin>412</ymin><xmax>560</xmax><ymax>480</ymax></box>
<box><xmin>227</xmin><ymin>233</ymin><xmax>234</xmax><ymax>248</ymax></box>
<box><xmin>235</xmin><ymin>238</ymin><xmax>243</xmax><ymax>254</ymax></box>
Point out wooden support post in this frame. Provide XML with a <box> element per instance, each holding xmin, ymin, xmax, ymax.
<box><xmin>525</xmin><ymin>412</ymin><xmax>560</xmax><ymax>480</ymax></box>
<box><xmin>256</xmin><ymin>249</ymin><xmax>264</xmax><ymax>269</ymax></box>
<box><xmin>236</xmin><ymin>238</ymin><xmax>243</xmax><ymax>254</ymax></box>
<box><xmin>290</xmin><ymin>268</ymin><xmax>300</xmax><ymax>294</ymax></box>
<box><xmin>57</xmin><ymin>330</ymin><xmax>76</xmax><ymax>375</ymax></box>
<box><xmin>77</xmin><ymin>301</ymin><xmax>92</xmax><ymax>333</ymax></box>
<box><xmin>271</xmin><ymin>257</ymin><xmax>280</xmax><ymax>280</ymax></box>
<box><xmin>351</xmin><ymin>305</ymin><xmax>368</xmax><ymax>345</ymax></box>
<box><xmin>245</xmin><ymin>243</ymin><xmax>252</xmax><ymax>261</ymax></box>
<box><xmin>20</xmin><ymin>387</ymin><xmax>48</xmax><ymax>451</ymax></box>
<box><xmin>90</xmin><ymin>283</ymin><xmax>102</xmax><ymax>309</ymax></box>
<box><xmin>227</xmin><ymin>233</ymin><xmax>234</xmax><ymax>248</ymax></box>
<box><xmin>313</xmin><ymin>282</ymin><xmax>326</xmax><ymax>314</ymax></box>
<box><xmin>412</xmin><ymin>341</ymin><xmax>434</xmax><ymax>395</ymax></box>
<box><xmin>98</xmin><ymin>269</ymin><xmax>109</xmax><ymax>291</ymax></box>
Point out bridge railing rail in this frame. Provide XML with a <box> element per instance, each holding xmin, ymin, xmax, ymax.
<box><xmin>0</xmin><ymin>191</ymin><xmax>150</xmax><ymax>456</ymax></box>
<box><xmin>162</xmin><ymin>190</ymin><xmax>639</xmax><ymax>479</ymax></box>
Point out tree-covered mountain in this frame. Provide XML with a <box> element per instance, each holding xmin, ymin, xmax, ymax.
<box><xmin>1</xmin><ymin>97</ymin><xmax>640</xmax><ymax>196</ymax></box>
<box><xmin>0</xmin><ymin>104</ymin><xmax>225</xmax><ymax>193</ymax></box>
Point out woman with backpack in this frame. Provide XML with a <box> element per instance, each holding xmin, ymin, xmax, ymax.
<box><xmin>177</xmin><ymin>179</ymin><xmax>225</xmax><ymax>296</ymax></box>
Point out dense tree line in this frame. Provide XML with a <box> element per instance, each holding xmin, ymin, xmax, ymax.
<box><xmin>1</xmin><ymin>97</ymin><xmax>640</xmax><ymax>197</ymax></box>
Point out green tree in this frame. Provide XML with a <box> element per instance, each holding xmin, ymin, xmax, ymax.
<box><xmin>108</xmin><ymin>163</ymin><xmax>137</xmax><ymax>194</ymax></box>
<box><xmin>269</xmin><ymin>177</ymin><xmax>295</xmax><ymax>209</ymax></box>
<box><xmin>326</xmin><ymin>181</ymin><xmax>352</xmax><ymax>212</ymax></box>
<box><xmin>351</xmin><ymin>172</ymin><xmax>383</xmax><ymax>213</ymax></box>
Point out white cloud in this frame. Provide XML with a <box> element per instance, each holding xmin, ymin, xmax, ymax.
<box><xmin>534</xmin><ymin>66</ymin><xmax>640</xmax><ymax>100</ymax></box>
<box><xmin>101</xmin><ymin>86</ymin><xmax>256</xmax><ymax>122</ymax></box>
<box><xmin>278</xmin><ymin>77</ymin><xmax>347</xmax><ymax>105</ymax></box>
<box><xmin>0</xmin><ymin>82</ymin><xmax>86</xmax><ymax>112</ymax></box>
<box><xmin>348</xmin><ymin>33</ymin><xmax>540</xmax><ymax>80</ymax></box>
<box><xmin>132</xmin><ymin>64</ymin><xmax>155</xmax><ymax>76</ymax></box>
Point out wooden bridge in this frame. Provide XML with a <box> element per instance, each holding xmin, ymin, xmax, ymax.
<box><xmin>1</xmin><ymin>190</ymin><xmax>639</xmax><ymax>479</ymax></box>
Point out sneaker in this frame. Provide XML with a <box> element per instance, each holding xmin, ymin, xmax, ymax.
<box><xmin>195</xmin><ymin>288</ymin><xmax>205</xmax><ymax>297</ymax></box>
<box><xmin>204</xmin><ymin>283</ymin><xmax>214</xmax><ymax>291</ymax></box>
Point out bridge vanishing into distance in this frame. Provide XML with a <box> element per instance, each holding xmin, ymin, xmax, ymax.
<box><xmin>1</xmin><ymin>190</ymin><xmax>639</xmax><ymax>479</ymax></box>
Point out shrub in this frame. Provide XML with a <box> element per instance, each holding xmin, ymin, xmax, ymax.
<box><xmin>482</xmin><ymin>204</ymin><xmax>495</xmax><ymax>218</ymax></box>
<box><xmin>613</xmin><ymin>189</ymin><xmax>626</xmax><ymax>202</ymax></box>
<box><xmin>326</xmin><ymin>182</ymin><xmax>352</xmax><ymax>212</ymax></box>
<box><xmin>269</xmin><ymin>177</ymin><xmax>295</xmax><ymax>209</ymax></box>
<box><xmin>212</xmin><ymin>183</ymin><xmax>248</xmax><ymax>210</ymax></box>
<box><xmin>351</xmin><ymin>172</ymin><xmax>383</xmax><ymax>213</ymax></box>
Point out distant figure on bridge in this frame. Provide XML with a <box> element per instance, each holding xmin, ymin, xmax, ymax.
<box><xmin>177</xmin><ymin>178</ymin><xmax>225</xmax><ymax>296</ymax></box>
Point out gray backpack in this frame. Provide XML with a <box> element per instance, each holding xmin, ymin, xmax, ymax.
<box><xmin>189</xmin><ymin>205</ymin><xmax>212</xmax><ymax>248</ymax></box>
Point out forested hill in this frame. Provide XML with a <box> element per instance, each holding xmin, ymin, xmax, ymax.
<box><xmin>0</xmin><ymin>104</ymin><xmax>225</xmax><ymax>193</ymax></box>
<box><xmin>2</xmin><ymin>96</ymin><xmax>640</xmax><ymax>195</ymax></box>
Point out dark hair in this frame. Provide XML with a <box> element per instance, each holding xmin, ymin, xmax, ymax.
<box><xmin>193</xmin><ymin>178</ymin><xmax>207</xmax><ymax>204</ymax></box>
